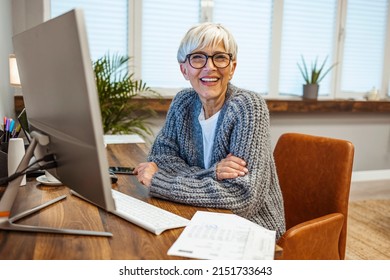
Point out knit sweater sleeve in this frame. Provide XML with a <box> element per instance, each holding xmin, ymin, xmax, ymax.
<box><xmin>147</xmin><ymin>87</ymin><xmax>281</xmax><ymax>220</ymax></box>
<box><xmin>147</xmin><ymin>89</ymin><xmax>207</xmax><ymax>176</ymax></box>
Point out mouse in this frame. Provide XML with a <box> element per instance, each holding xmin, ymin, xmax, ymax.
<box><xmin>109</xmin><ymin>172</ymin><xmax>118</xmax><ymax>184</ymax></box>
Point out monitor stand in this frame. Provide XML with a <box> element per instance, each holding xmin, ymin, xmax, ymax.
<box><xmin>0</xmin><ymin>131</ymin><xmax>112</xmax><ymax>237</ymax></box>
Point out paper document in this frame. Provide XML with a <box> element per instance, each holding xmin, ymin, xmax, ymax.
<box><xmin>104</xmin><ymin>134</ymin><xmax>145</xmax><ymax>144</ymax></box>
<box><xmin>168</xmin><ymin>211</ymin><xmax>276</xmax><ymax>260</ymax></box>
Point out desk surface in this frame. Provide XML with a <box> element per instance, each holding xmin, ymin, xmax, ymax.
<box><xmin>0</xmin><ymin>143</ymin><xmax>281</xmax><ymax>260</ymax></box>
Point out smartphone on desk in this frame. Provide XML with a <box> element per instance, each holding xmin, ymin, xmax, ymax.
<box><xmin>109</xmin><ymin>166</ymin><xmax>135</xmax><ymax>175</ymax></box>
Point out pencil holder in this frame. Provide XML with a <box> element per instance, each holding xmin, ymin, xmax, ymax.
<box><xmin>0</xmin><ymin>142</ymin><xmax>8</xmax><ymax>153</ymax></box>
<box><xmin>0</xmin><ymin>149</ymin><xmax>7</xmax><ymax>179</ymax></box>
<box><xmin>8</xmin><ymin>138</ymin><xmax>26</xmax><ymax>186</ymax></box>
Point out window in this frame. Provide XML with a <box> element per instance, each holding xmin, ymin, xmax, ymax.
<box><xmin>141</xmin><ymin>0</ymin><xmax>199</xmax><ymax>88</ymax></box>
<box><xmin>51</xmin><ymin>0</ymin><xmax>390</xmax><ymax>99</ymax></box>
<box><xmin>278</xmin><ymin>0</ymin><xmax>337</xmax><ymax>97</ymax></box>
<box><xmin>341</xmin><ymin>0</ymin><xmax>388</xmax><ymax>95</ymax></box>
<box><xmin>51</xmin><ymin>0</ymin><xmax>128</xmax><ymax>62</ymax></box>
<box><xmin>214</xmin><ymin>0</ymin><xmax>273</xmax><ymax>94</ymax></box>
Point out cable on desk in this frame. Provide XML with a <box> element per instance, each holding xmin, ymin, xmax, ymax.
<box><xmin>0</xmin><ymin>154</ymin><xmax>56</xmax><ymax>185</ymax></box>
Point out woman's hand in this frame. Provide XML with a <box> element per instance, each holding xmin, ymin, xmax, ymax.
<box><xmin>216</xmin><ymin>153</ymin><xmax>248</xmax><ymax>180</ymax></box>
<box><xmin>134</xmin><ymin>162</ymin><xmax>158</xmax><ymax>187</ymax></box>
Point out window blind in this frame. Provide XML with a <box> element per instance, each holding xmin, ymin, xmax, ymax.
<box><xmin>279</xmin><ymin>0</ymin><xmax>337</xmax><ymax>96</ymax></box>
<box><xmin>141</xmin><ymin>0</ymin><xmax>199</xmax><ymax>88</ymax></box>
<box><xmin>341</xmin><ymin>0</ymin><xmax>388</xmax><ymax>94</ymax></box>
<box><xmin>51</xmin><ymin>0</ymin><xmax>128</xmax><ymax>62</ymax></box>
<box><xmin>213</xmin><ymin>0</ymin><xmax>273</xmax><ymax>94</ymax></box>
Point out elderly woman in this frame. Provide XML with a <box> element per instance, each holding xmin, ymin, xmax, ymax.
<box><xmin>134</xmin><ymin>22</ymin><xmax>285</xmax><ymax>239</ymax></box>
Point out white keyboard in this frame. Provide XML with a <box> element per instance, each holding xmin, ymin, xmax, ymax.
<box><xmin>110</xmin><ymin>189</ymin><xmax>189</xmax><ymax>235</ymax></box>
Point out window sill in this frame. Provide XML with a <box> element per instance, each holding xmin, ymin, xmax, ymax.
<box><xmin>14</xmin><ymin>95</ymin><xmax>390</xmax><ymax>116</ymax></box>
<box><xmin>134</xmin><ymin>96</ymin><xmax>390</xmax><ymax>114</ymax></box>
<box><xmin>264</xmin><ymin>98</ymin><xmax>390</xmax><ymax>113</ymax></box>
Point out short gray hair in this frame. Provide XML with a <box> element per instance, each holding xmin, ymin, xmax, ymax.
<box><xmin>177</xmin><ymin>22</ymin><xmax>238</xmax><ymax>63</ymax></box>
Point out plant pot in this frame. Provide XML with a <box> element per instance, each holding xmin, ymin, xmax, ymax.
<box><xmin>303</xmin><ymin>84</ymin><xmax>319</xmax><ymax>100</ymax></box>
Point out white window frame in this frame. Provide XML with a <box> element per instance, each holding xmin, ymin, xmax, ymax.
<box><xmin>128</xmin><ymin>0</ymin><xmax>142</xmax><ymax>81</ymax></box>
<box><xmin>382</xmin><ymin>1</ymin><xmax>390</xmax><ymax>98</ymax></box>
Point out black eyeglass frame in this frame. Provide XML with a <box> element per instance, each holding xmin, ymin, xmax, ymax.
<box><xmin>184</xmin><ymin>52</ymin><xmax>233</xmax><ymax>69</ymax></box>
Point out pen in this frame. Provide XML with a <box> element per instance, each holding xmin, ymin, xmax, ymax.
<box><xmin>5</xmin><ymin>118</ymin><xmax>10</xmax><ymax>143</ymax></box>
<box><xmin>9</xmin><ymin>119</ymin><xmax>15</xmax><ymax>132</ymax></box>
<box><xmin>9</xmin><ymin>119</ymin><xmax>15</xmax><ymax>141</ymax></box>
<box><xmin>3</xmin><ymin>117</ymin><xmax>6</xmax><ymax>132</ymax></box>
<box><xmin>12</xmin><ymin>123</ymin><xmax>22</xmax><ymax>138</ymax></box>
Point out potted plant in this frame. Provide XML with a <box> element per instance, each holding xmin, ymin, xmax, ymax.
<box><xmin>93</xmin><ymin>53</ymin><xmax>158</xmax><ymax>139</ymax></box>
<box><xmin>297</xmin><ymin>55</ymin><xmax>337</xmax><ymax>99</ymax></box>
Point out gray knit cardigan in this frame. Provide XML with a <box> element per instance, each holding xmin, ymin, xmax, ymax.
<box><xmin>148</xmin><ymin>83</ymin><xmax>286</xmax><ymax>239</ymax></box>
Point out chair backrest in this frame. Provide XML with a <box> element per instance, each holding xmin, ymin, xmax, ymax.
<box><xmin>273</xmin><ymin>133</ymin><xmax>354</xmax><ymax>259</ymax></box>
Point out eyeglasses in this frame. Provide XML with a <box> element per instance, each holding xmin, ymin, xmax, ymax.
<box><xmin>185</xmin><ymin>52</ymin><xmax>233</xmax><ymax>69</ymax></box>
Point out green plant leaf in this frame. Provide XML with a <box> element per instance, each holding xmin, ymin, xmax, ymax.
<box><xmin>297</xmin><ymin>55</ymin><xmax>337</xmax><ymax>85</ymax></box>
<box><xmin>93</xmin><ymin>53</ymin><xmax>160</xmax><ymax>138</ymax></box>
<box><xmin>297</xmin><ymin>55</ymin><xmax>310</xmax><ymax>84</ymax></box>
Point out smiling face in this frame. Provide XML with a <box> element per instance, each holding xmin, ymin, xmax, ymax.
<box><xmin>180</xmin><ymin>43</ymin><xmax>237</xmax><ymax>112</ymax></box>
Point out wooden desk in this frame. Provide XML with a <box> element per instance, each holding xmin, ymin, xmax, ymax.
<box><xmin>0</xmin><ymin>143</ymin><xmax>281</xmax><ymax>259</ymax></box>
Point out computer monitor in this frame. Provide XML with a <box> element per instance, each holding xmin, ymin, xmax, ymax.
<box><xmin>0</xmin><ymin>9</ymin><xmax>115</xmax><ymax>236</ymax></box>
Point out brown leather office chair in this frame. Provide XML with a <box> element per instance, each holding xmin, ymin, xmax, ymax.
<box><xmin>273</xmin><ymin>133</ymin><xmax>354</xmax><ymax>260</ymax></box>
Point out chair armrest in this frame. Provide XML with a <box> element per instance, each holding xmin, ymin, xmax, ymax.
<box><xmin>276</xmin><ymin>213</ymin><xmax>344</xmax><ymax>260</ymax></box>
